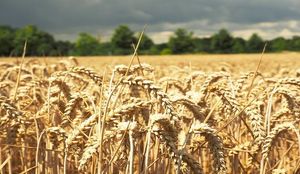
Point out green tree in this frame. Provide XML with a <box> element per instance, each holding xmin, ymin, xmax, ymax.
<box><xmin>246</xmin><ymin>33</ymin><xmax>264</xmax><ymax>53</ymax></box>
<box><xmin>0</xmin><ymin>26</ymin><xmax>15</xmax><ymax>56</ymax></box>
<box><xmin>137</xmin><ymin>33</ymin><xmax>154</xmax><ymax>54</ymax></box>
<box><xmin>270</xmin><ymin>37</ymin><xmax>288</xmax><ymax>52</ymax></box>
<box><xmin>111</xmin><ymin>25</ymin><xmax>136</xmax><ymax>55</ymax></box>
<box><xmin>290</xmin><ymin>36</ymin><xmax>300</xmax><ymax>51</ymax></box>
<box><xmin>168</xmin><ymin>28</ymin><xmax>195</xmax><ymax>54</ymax></box>
<box><xmin>13</xmin><ymin>25</ymin><xmax>56</xmax><ymax>56</ymax></box>
<box><xmin>232</xmin><ymin>37</ymin><xmax>246</xmax><ymax>53</ymax></box>
<box><xmin>148</xmin><ymin>43</ymin><xmax>168</xmax><ymax>55</ymax></box>
<box><xmin>98</xmin><ymin>42</ymin><xmax>112</xmax><ymax>55</ymax></box>
<box><xmin>210</xmin><ymin>29</ymin><xmax>234</xmax><ymax>53</ymax></box>
<box><xmin>160</xmin><ymin>48</ymin><xmax>172</xmax><ymax>55</ymax></box>
<box><xmin>193</xmin><ymin>38</ymin><xmax>212</xmax><ymax>53</ymax></box>
<box><xmin>54</xmin><ymin>41</ymin><xmax>74</xmax><ymax>56</ymax></box>
<box><xmin>74</xmin><ymin>33</ymin><xmax>101</xmax><ymax>56</ymax></box>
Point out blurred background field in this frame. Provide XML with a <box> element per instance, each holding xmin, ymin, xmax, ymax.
<box><xmin>1</xmin><ymin>52</ymin><xmax>300</xmax><ymax>72</ymax></box>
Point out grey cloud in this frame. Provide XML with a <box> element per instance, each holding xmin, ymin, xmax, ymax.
<box><xmin>0</xmin><ymin>0</ymin><xmax>300</xmax><ymax>42</ymax></box>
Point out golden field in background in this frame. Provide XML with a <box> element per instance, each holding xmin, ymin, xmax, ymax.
<box><xmin>1</xmin><ymin>52</ymin><xmax>300</xmax><ymax>70</ymax></box>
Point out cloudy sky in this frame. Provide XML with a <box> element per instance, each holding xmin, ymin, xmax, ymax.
<box><xmin>1</xmin><ymin>0</ymin><xmax>300</xmax><ymax>43</ymax></box>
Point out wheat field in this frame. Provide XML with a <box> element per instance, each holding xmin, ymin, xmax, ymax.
<box><xmin>1</xmin><ymin>53</ymin><xmax>300</xmax><ymax>174</ymax></box>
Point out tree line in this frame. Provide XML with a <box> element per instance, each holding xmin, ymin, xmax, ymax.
<box><xmin>1</xmin><ymin>25</ymin><xmax>300</xmax><ymax>56</ymax></box>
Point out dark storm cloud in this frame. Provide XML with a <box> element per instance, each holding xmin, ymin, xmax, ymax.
<box><xmin>1</xmin><ymin>0</ymin><xmax>300</xmax><ymax>42</ymax></box>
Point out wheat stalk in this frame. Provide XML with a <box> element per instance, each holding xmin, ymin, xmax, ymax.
<box><xmin>190</xmin><ymin>122</ymin><xmax>227</xmax><ymax>174</ymax></box>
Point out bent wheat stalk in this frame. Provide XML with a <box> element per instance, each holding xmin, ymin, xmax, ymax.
<box><xmin>190</xmin><ymin>122</ymin><xmax>227</xmax><ymax>174</ymax></box>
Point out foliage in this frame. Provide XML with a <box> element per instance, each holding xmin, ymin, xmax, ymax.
<box><xmin>193</xmin><ymin>38</ymin><xmax>212</xmax><ymax>53</ymax></box>
<box><xmin>137</xmin><ymin>33</ymin><xmax>154</xmax><ymax>54</ymax></box>
<box><xmin>246</xmin><ymin>33</ymin><xmax>264</xmax><ymax>53</ymax></box>
<box><xmin>290</xmin><ymin>36</ymin><xmax>300</xmax><ymax>51</ymax></box>
<box><xmin>74</xmin><ymin>33</ymin><xmax>101</xmax><ymax>56</ymax></box>
<box><xmin>232</xmin><ymin>37</ymin><xmax>246</xmax><ymax>53</ymax></box>
<box><xmin>168</xmin><ymin>28</ymin><xmax>195</xmax><ymax>54</ymax></box>
<box><xmin>98</xmin><ymin>42</ymin><xmax>113</xmax><ymax>55</ymax></box>
<box><xmin>0</xmin><ymin>26</ymin><xmax>15</xmax><ymax>56</ymax></box>
<box><xmin>54</xmin><ymin>41</ymin><xmax>74</xmax><ymax>56</ymax></box>
<box><xmin>1</xmin><ymin>24</ymin><xmax>300</xmax><ymax>56</ymax></box>
<box><xmin>210</xmin><ymin>29</ymin><xmax>234</xmax><ymax>53</ymax></box>
<box><xmin>270</xmin><ymin>37</ymin><xmax>288</xmax><ymax>52</ymax></box>
<box><xmin>111</xmin><ymin>25</ymin><xmax>136</xmax><ymax>55</ymax></box>
<box><xmin>13</xmin><ymin>25</ymin><xmax>56</xmax><ymax>56</ymax></box>
<box><xmin>160</xmin><ymin>48</ymin><xmax>172</xmax><ymax>55</ymax></box>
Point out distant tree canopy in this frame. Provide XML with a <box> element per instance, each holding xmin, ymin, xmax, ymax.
<box><xmin>74</xmin><ymin>33</ymin><xmax>101</xmax><ymax>56</ymax></box>
<box><xmin>0</xmin><ymin>26</ymin><xmax>15</xmax><ymax>56</ymax></box>
<box><xmin>54</xmin><ymin>40</ymin><xmax>74</xmax><ymax>56</ymax></box>
<box><xmin>270</xmin><ymin>37</ymin><xmax>287</xmax><ymax>52</ymax></box>
<box><xmin>168</xmin><ymin>28</ymin><xmax>195</xmax><ymax>54</ymax></box>
<box><xmin>13</xmin><ymin>25</ymin><xmax>56</xmax><ymax>56</ymax></box>
<box><xmin>211</xmin><ymin>29</ymin><xmax>234</xmax><ymax>53</ymax></box>
<box><xmin>247</xmin><ymin>33</ymin><xmax>264</xmax><ymax>53</ymax></box>
<box><xmin>111</xmin><ymin>25</ymin><xmax>136</xmax><ymax>55</ymax></box>
<box><xmin>138</xmin><ymin>33</ymin><xmax>154</xmax><ymax>54</ymax></box>
<box><xmin>1</xmin><ymin>24</ymin><xmax>300</xmax><ymax>57</ymax></box>
<box><xmin>290</xmin><ymin>36</ymin><xmax>300</xmax><ymax>51</ymax></box>
<box><xmin>232</xmin><ymin>37</ymin><xmax>246</xmax><ymax>53</ymax></box>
